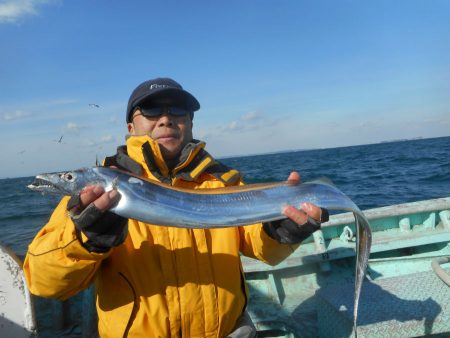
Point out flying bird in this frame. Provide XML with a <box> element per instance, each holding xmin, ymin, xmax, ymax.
<box><xmin>54</xmin><ymin>135</ymin><xmax>64</xmax><ymax>143</ymax></box>
<box><xmin>89</xmin><ymin>103</ymin><xmax>100</xmax><ymax>108</ymax></box>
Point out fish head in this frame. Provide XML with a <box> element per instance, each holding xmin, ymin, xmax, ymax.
<box><xmin>27</xmin><ymin>168</ymin><xmax>104</xmax><ymax>195</ymax></box>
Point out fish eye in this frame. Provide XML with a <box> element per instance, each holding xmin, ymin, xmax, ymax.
<box><xmin>63</xmin><ymin>172</ymin><xmax>75</xmax><ymax>182</ymax></box>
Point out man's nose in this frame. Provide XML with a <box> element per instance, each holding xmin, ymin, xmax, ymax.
<box><xmin>157</xmin><ymin>113</ymin><xmax>174</xmax><ymax>126</ymax></box>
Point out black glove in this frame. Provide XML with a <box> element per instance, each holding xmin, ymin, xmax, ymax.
<box><xmin>67</xmin><ymin>194</ymin><xmax>128</xmax><ymax>253</ymax></box>
<box><xmin>103</xmin><ymin>145</ymin><xmax>143</xmax><ymax>175</ymax></box>
<box><xmin>263</xmin><ymin>208</ymin><xmax>329</xmax><ymax>245</ymax></box>
<box><xmin>67</xmin><ymin>146</ymin><xmax>141</xmax><ymax>253</ymax></box>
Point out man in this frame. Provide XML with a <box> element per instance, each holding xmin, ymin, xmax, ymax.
<box><xmin>24</xmin><ymin>78</ymin><xmax>328</xmax><ymax>337</ymax></box>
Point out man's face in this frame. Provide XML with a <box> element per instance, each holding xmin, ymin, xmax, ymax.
<box><xmin>128</xmin><ymin>107</ymin><xmax>193</xmax><ymax>160</ymax></box>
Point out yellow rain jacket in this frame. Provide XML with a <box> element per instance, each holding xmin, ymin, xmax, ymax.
<box><xmin>24</xmin><ymin>135</ymin><xmax>296</xmax><ymax>338</ymax></box>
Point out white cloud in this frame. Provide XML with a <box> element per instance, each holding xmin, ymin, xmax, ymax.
<box><xmin>241</xmin><ymin>111</ymin><xmax>260</xmax><ymax>121</ymax></box>
<box><xmin>1</xmin><ymin>110</ymin><xmax>31</xmax><ymax>121</ymax></box>
<box><xmin>213</xmin><ymin>111</ymin><xmax>269</xmax><ymax>134</ymax></box>
<box><xmin>226</xmin><ymin>111</ymin><xmax>279</xmax><ymax>134</ymax></box>
<box><xmin>82</xmin><ymin>135</ymin><xmax>115</xmax><ymax>148</ymax></box>
<box><xmin>221</xmin><ymin>121</ymin><xmax>241</xmax><ymax>132</ymax></box>
<box><xmin>109</xmin><ymin>116</ymin><xmax>120</xmax><ymax>124</ymax></box>
<box><xmin>197</xmin><ymin>110</ymin><xmax>283</xmax><ymax>144</ymax></box>
<box><xmin>0</xmin><ymin>0</ymin><xmax>55</xmax><ymax>24</ymax></box>
<box><xmin>424</xmin><ymin>116</ymin><xmax>450</xmax><ymax>125</ymax></box>
<box><xmin>63</xmin><ymin>121</ymin><xmax>80</xmax><ymax>133</ymax></box>
<box><xmin>100</xmin><ymin>135</ymin><xmax>114</xmax><ymax>143</ymax></box>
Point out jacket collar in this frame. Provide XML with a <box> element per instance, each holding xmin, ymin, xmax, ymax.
<box><xmin>126</xmin><ymin>135</ymin><xmax>211</xmax><ymax>183</ymax></box>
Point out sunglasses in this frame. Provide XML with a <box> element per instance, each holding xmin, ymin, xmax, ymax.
<box><xmin>133</xmin><ymin>106</ymin><xmax>191</xmax><ymax>119</ymax></box>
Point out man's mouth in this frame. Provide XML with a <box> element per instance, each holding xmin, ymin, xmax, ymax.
<box><xmin>157</xmin><ymin>135</ymin><xmax>178</xmax><ymax>141</ymax></box>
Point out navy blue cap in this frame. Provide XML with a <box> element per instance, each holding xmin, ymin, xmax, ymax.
<box><xmin>126</xmin><ymin>77</ymin><xmax>200</xmax><ymax>123</ymax></box>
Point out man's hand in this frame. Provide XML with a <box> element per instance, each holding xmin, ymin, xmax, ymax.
<box><xmin>67</xmin><ymin>186</ymin><xmax>127</xmax><ymax>253</ymax></box>
<box><xmin>78</xmin><ymin>185</ymin><xmax>121</xmax><ymax>211</ymax></box>
<box><xmin>263</xmin><ymin>171</ymin><xmax>329</xmax><ymax>245</ymax></box>
<box><xmin>284</xmin><ymin>171</ymin><xmax>324</xmax><ymax>224</ymax></box>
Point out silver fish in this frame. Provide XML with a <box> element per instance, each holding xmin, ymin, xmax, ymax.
<box><xmin>28</xmin><ymin>166</ymin><xmax>371</xmax><ymax>334</ymax></box>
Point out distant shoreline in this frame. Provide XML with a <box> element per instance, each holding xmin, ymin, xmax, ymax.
<box><xmin>378</xmin><ymin>136</ymin><xmax>423</xmax><ymax>144</ymax></box>
<box><xmin>218</xmin><ymin>135</ymin><xmax>448</xmax><ymax>160</ymax></box>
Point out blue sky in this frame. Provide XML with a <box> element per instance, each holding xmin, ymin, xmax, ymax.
<box><xmin>1</xmin><ymin>0</ymin><xmax>449</xmax><ymax>178</ymax></box>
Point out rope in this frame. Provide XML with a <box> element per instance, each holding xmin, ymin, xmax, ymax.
<box><xmin>431</xmin><ymin>256</ymin><xmax>450</xmax><ymax>286</ymax></box>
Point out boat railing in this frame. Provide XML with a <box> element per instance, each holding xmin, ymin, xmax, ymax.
<box><xmin>322</xmin><ymin>197</ymin><xmax>450</xmax><ymax>229</ymax></box>
<box><xmin>242</xmin><ymin>197</ymin><xmax>450</xmax><ymax>273</ymax></box>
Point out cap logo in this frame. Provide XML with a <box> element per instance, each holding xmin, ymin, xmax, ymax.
<box><xmin>149</xmin><ymin>84</ymin><xmax>170</xmax><ymax>90</ymax></box>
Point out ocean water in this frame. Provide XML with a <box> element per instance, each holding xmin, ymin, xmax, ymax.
<box><xmin>1</xmin><ymin>136</ymin><xmax>449</xmax><ymax>257</ymax></box>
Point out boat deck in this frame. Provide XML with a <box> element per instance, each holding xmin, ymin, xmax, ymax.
<box><xmin>317</xmin><ymin>268</ymin><xmax>450</xmax><ymax>337</ymax></box>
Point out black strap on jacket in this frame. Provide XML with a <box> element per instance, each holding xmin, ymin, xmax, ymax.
<box><xmin>175</xmin><ymin>147</ymin><xmax>241</xmax><ymax>185</ymax></box>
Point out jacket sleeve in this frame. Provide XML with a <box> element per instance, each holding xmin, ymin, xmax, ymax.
<box><xmin>23</xmin><ymin>196</ymin><xmax>110</xmax><ymax>300</ymax></box>
<box><xmin>238</xmin><ymin>223</ymin><xmax>299</xmax><ymax>266</ymax></box>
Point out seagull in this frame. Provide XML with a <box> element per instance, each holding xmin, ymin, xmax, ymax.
<box><xmin>89</xmin><ymin>103</ymin><xmax>100</xmax><ymax>108</ymax></box>
<box><xmin>17</xmin><ymin>150</ymin><xmax>26</xmax><ymax>155</ymax></box>
<box><xmin>54</xmin><ymin>135</ymin><xmax>64</xmax><ymax>143</ymax></box>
